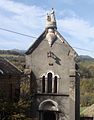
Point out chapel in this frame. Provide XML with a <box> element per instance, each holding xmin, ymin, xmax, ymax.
<box><xmin>25</xmin><ymin>9</ymin><xmax>80</xmax><ymax>120</ymax></box>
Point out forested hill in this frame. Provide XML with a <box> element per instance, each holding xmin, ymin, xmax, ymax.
<box><xmin>79</xmin><ymin>55</ymin><xmax>94</xmax><ymax>61</ymax></box>
<box><xmin>79</xmin><ymin>55</ymin><xmax>94</xmax><ymax>107</ymax></box>
<box><xmin>79</xmin><ymin>55</ymin><xmax>94</xmax><ymax>78</ymax></box>
<box><xmin>0</xmin><ymin>49</ymin><xmax>26</xmax><ymax>55</ymax></box>
<box><xmin>0</xmin><ymin>49</ymin><xmax>26</xmax><ymax>71</ymax></box>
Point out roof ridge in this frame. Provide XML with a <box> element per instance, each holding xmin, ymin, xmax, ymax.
<box><xmin>4</xmin><ymin>57</ymin><xmax>22</xmax><ymax>73</ymax></box>
<box><xmin>25</xmin><ymin>30</ymin><xmax>46</xmax><ymax>55</ymax></box>
<box><xmin>55</xmin><ymin>30</ymin><xmax>78</xmax><ymax>56</ymax></box>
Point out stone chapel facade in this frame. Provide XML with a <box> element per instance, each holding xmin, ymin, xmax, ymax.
<box><xmin>25</xmin><ymin>9</ymin><xmax>80</xmax><ymax>120</ymax></box>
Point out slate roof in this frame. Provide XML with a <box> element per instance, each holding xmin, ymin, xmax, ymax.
<box><xmin>0</xmin><ymin>57</ymin><xmax>22</xmax><ymax>76</ymax></box>
<box><xmin>25</xmin><ymin>29</ymin><xmax>77</xmax><ymax>56</ymax></box>
<box><xmin>25</xmin><ymin>30</ymin><xmax>46</xmax><ymax>55</ymax></box>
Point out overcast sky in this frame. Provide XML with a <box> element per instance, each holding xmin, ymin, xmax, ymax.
<box><xmin>0</xmin><ymin>0</ymin><xmax>94</xmax><ymax>57</ymax></box>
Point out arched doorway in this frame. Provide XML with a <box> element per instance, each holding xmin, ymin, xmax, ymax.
<box><xmin>43</xmin><ymin>111</ymin><xmax>56</xmax><ymax>120</ymax></box>
<box><xmin>39</xmin><ymin>99</ymin><xmax>59</xmax><ymax>120</ymax></box>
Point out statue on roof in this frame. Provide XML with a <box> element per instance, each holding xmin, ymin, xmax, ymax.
<box><xmin>46</xmin><ymin>8</ymin><xmax>57</xmax><ymax>29</ymax></box>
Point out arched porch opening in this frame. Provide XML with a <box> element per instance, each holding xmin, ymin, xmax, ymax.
<box><xmin>39</xmin><ymin>99</ymin><xmax>59</xmax><ymax>120</ymax></box>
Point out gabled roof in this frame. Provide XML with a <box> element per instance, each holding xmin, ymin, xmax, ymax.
<box><xmin>25</xmin><ymin>29</ymin><xmax>77</xmax><ymax>57</ymax></box>
<box><xmin>25</xmin><ymin>9</ymin><xmax>77</xmax><ymax>57</ymax></box>
<box><xmin>55</xmin><ymin>30</ymin><xmax>77</xmax><ymax>56</ymax></box>
<box><xmin>25</xmin><ymin>30</ymin><xmax>47</xmax><ymax>55</ymax></box>
<box><xmin>0</xmin><ymin>57</ymin><xmax>22</xmax><ymax>76</ymax></box>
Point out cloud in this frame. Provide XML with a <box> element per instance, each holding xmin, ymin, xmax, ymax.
<box><xmin>0</xmin><ymin>0</ymin><xmax>46</xmax><ymax>32</ymax></box>
<box><xmin>58</xmin><ymin>16</ymin><xmax>94</xmax><ymax>42</ymax></box>
<box><xmin>57</xmin><ymin>12</ymin><xmax>94</xmax><ymax>57</ymax></box>
<box><xmin>0</xmin><ymin>0</ymin><xmax>46</xmax><ymax>49</ymax></box>
<box><xmin>0</xmin><ymin>0</ymin><xmax>94</xmax><ymax>57</ymax></box>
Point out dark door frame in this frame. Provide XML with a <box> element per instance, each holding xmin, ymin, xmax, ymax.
<box><xmin>39</xmin><ymin>110</ymin><xmax>59</xmax><ymax>120</ymax></box>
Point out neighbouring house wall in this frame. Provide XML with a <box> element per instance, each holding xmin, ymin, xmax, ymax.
<box><xmin>0</xmin><ymin>76</ymin><xmax>20</xmax><ymax>102</ymax></box>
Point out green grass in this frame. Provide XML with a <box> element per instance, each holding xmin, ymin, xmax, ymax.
<box><xmin>80</xmin><ymin>106</ymin><xmax>87</xmax><ymax>113</ymax></box>
<box><xmin>0</xmin><ymin>54</ymin><xmax>20</xmax><ymax>57</ymax></box>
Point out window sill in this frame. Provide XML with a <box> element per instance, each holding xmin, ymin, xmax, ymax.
<box><xmin>35</xmin><ymin>93</ymin><xmax>69</xmax><ymax>96</ymax></box>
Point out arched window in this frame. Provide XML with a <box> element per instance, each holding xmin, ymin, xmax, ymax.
<box><xmin>54</xmin><ymin>76</ymin><xmax>57</xmax><ymax>93</ymax></box>
<box><xmin>42</xmin><ymin>76</ymin><xmax>45</xmax><ymax>93</ymax></box>
<box><xmin>41</xmin><ymin>72</ymin><xmax>59</xmax><ymax>93</ymax></box>
<box><xmin>47</xmin><ymin>72</ymin><xmax>52</xmax><ymax>93</ymax></box>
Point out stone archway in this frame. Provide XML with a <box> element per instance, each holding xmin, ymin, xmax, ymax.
<box><xmin>39</xmin><ymin>99</ymin><xmax>59</xmax><ymax>120</ymax></box>
<box><xmin>39</xmin><ymin>99</ymin><xmax>59</xmax><ymax>111</ymax></box>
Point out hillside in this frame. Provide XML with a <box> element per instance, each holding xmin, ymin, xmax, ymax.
<box><xmin>0</xmin><ymin>50</ymin><xmax>25</xmax><ymax>71</ymax></box>
<box><xmin>79</xmin><ymin>55</ymin><xmax>94</xmax><ymax>61</ymax></box>
<box><xmin>79</xmin><ymin>56</ymin><xmax>94</xmax><ymax>107</ymax></box>
<box><xmin>0</xmin><ymin>49</ymin><xmax>25</xmax><ymax>55</ymax></box>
